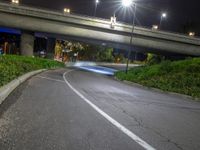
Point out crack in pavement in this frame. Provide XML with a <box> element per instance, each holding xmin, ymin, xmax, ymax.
<box><xmin>115</xmin><ymin>105</ymin><xmax>184</xmax><ymax>150</ymax></box>
<box><xmin>96</xmin><ymin>92</ymin><xmax>185</xmax><ymax>150</ymax></box>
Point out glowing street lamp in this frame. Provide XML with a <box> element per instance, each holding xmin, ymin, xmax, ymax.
<box><xmin>11</xmin><ymin>0</ymin><xmax>19</xmax><ymax>4</ymax></box>
<box><xmin>159</xmin><ymin>12</ymin><xmax>167</xmax><ymax>29</ymax></box>
<box><xmin>189</xmin><ymin>32</ymin><xmax>195</xmax><ymax>37</ymax></box>
<box><xmin>122</xmin><ymin>0</ymin><xmax>133</xmax><ymax>7</ymax></box>
<box><xmin>64</xmin><ymin>8</ymin><xmax>70</xmax><ymax>14</ymax></box>
<box><xmin>162</xmin><ymin>13</ymin><xmax>167</xmax><ymax>18</ymax></box>
<box><xmin>152</xmin><ymin>25</ymin><xmax>158</xmax><ymax>30</ymax></box>
<box><xmin>94</xmin><ymin>0</ymin><xmax>100</xmax><ymax>16</ymax></box>
<box><xmin>122</xmin><ymin>0</ymin><xmax>137</xmax><ymax>74</ymax></box>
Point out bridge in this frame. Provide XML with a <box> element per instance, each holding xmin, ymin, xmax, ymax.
<box><xmin>0</xmin><ymin>2</ymin><xmax>200</xmax><ymax>56</ymax></box>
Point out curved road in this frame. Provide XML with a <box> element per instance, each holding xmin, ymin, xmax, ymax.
<box><xmin>0</xmin><ymin>68</ymin><xmax>200</xmax><ymax>150</ymax></box>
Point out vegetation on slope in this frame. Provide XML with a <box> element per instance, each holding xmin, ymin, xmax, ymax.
<box><xmin>0</xmin><ymin>55</ymin><xmax>64</xmax><ymax>87</ymax></box>
<box><xmin>115</xmin><ymin>58</ymin><xmax>200</xmax><ymax>99</ymax></box>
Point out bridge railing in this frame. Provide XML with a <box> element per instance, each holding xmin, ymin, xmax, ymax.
<box><xmin>0</xmin><ymin>1</ymin><xmax>199</xmax><ymax>41</ymax></box>
<box><xmin>0</xmin><ymin>0</ymin><xmax>112</xmax><ymax>22</ymax></box>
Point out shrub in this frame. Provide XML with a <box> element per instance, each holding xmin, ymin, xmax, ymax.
<box><xmin>0</xmin><ymin>55</ymin><xmax>64</xmax><ymax>87</ymax></box>
<box><xmin>115</xmin><ymin>58</ymin><xmax>200</xmax><ymax>99</ymax></box>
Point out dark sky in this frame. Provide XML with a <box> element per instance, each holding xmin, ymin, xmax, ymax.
<box><xmin>2</xmin><ymin>0</ymin><xmax>200</xmax><ymax>34</ymax></box>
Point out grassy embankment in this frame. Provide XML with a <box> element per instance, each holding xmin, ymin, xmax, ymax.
<box><xmin>0</xmin><ymin>55</ymin><xmax>64</xmax><ymax>87</ymax></box>
<box><xmin>115</xmin><ymin>58</ymin><xmax>200</xmax><ymax>99</ymax></box>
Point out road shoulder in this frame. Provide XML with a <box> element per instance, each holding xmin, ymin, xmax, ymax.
<box><xmin>0</xmin><ymin>69</ymin><xmax>46</xmax><ymax>105</ymax></box>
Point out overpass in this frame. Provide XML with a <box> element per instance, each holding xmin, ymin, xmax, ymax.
<box><xmin>0</xmin><ymin>2</ymin><xmax>200</xmax><ymax>56</ymax></box>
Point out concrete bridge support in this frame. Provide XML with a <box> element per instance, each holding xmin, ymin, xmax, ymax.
<box><xmin>20</xmin><ymin>31</ymin><xmax>34</xmax><ymax>56</ymax></box>
<box><xmin>46</xmin><ymin>37</ymin><xmax>56</xmax><ymax>59</ymax></box>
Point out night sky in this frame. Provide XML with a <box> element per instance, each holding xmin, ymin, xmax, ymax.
<box><xmin>1</xmin><ymin>0</ymin><xmax>200</xmax><ymax>34</ymax></box>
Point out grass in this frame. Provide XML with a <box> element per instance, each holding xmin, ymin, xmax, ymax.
<box><xmin>0</xmin><ymin>55</ymin><xmax>64</xmax><ymax>87</ymax></box>
<box><xmin>115</xmin><ymin>58</ymin><xmax>200</xmax><ymax>99</ymax></box>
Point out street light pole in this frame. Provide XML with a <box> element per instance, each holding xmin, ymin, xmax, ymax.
<box><xmin>94</xmin><ymin>0</ymin><xmax>99</xmax><ymax>17</ymax></box>
<box><xmin>125</xmin><ymin>3</ymin><xmax>136</xmax><ymax>74</ymax></box>
<box><xmin>159</xmin><ymin>13</ymin><xmax>167</xmax><ymax>29</ymax></box>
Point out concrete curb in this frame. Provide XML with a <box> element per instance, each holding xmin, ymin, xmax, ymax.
<box><xmin>114</xmin><ymin>77</ymin><xmax>200</xmax><ymax>101</ymax></box>
<box><xmin>0</xmin><ymin>69</ymin><xmax>46</xmax><ymax>105</ymax></box>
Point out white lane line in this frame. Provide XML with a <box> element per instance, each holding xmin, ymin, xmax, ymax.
<box><xmin>37</xmin><ymin>76</ymin><xmax>65</xmax><ymax>83</ymax></box>
<box><xmin>63</xmin><ymin>70</ymin><xmax>156</xmax><ymax>150</ymax></box>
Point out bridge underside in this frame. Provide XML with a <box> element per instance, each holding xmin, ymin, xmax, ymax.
<box><xmin>39</xmin><ymin>32</ymin><xmax>191</xmax><ymax>57</ymax></box>
<box><xmin>0</xmin><ymin>11</ymin><xmax>199</xmax><ymax>56</ymax></box>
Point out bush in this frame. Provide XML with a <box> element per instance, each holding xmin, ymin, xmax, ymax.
<box><xmin>146</xmin><ymin>53</ymin><xmax>165</xmax><ymax>65</ymax></box>
<box><xmin>0</xmin><ymin>55</ymin><xmax>64</xmax><ymax>87</ymax></box>
<box><xmin>115</xmin><ymin>58</ymin><xmax>200</xmax><ymax>99</ymax></box>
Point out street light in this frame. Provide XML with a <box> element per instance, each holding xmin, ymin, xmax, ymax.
<box><xmin>189</xmin><ymin>32</ymin><xmax>195</xmax><ymax>37</ymax></box>
<box><xmin>122</xmin><ymin>0</ymin><xmax>132</xmax><ymax>7</ymax></box>
<box><xmin>94</xmin><ymin>0</ymin><xmax>100</xmax><ymax>17</ymax></box>
<box><xmin>11</xmin><ymin>0</ymin><xmax>19</xmax><ymax>4</ymax></box>
<box><xmin>152</xmin><ymin>25</ymin><xmax>158</xmax><ymax>30</ymax></box>
<box><xmin>123</xmin><ymin>0</ymin><xmax>137</xmax><ymax>74</ymax></box>
<box><xmin>64</xmin><ymin>8</ymin><xmax>70</xmax><ymax>14</ymax></box>
<box><xmin>159</xmin><ymin>12</ymin><xmax>167</xmax><ymax>29</ymax></box>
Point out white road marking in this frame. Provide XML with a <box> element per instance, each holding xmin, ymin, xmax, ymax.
<box><xmin>37</xmin><ymin>76</ymin><xmax>65</xmax><ymax>83</ymax></box>
<box><xmin>63</xmin><ymin>70</ymin><xmax>156</xmax><ymax>150</ymax></box>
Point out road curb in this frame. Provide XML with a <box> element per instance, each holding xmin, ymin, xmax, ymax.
<box><xmin>0</xmin><ymin>69</ymin><xmax>47</xmax><ymax>105</ymax></box>
<box><xmin>114</xmin><ymin>77</ymin><xmax>199</xmax><ymax>101</ymax></box>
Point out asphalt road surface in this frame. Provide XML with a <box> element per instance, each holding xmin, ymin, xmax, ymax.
<box><xmin>0</xmin><ymin>68</ymin><xmax>200</xmax><ymax>150</ymax></box>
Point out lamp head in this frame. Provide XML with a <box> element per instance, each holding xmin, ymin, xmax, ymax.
<box><xmin>162</xmin><ymin>13</ymin><xmax>167</xmax><ymax>18</ymax></box>
<box><xmin>122</xmin><ymin>0</ymin><xmax>132</xmax><ymax>7</ymax></box>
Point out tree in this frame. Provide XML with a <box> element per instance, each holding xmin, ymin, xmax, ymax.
<box><xmin>55</xmin><ymin>40</ymin><xmax>63</xmax><ymax>59</ymax></box>
<box><xmin>54</xmin><ymin>39</ymin><xmax>115</xmax><ymax>62</ymax></box>
<box><xmin>96</xmin><ymin>47</ymin><xmax>114</xmax><ymax>62</ymax></box>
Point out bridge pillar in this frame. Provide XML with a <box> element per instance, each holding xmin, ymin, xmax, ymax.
<box><xmin>20</xmin><ymin>31</ymin><xmax>34</xmax><ymax>56</ymax></box>
<box><xmin>46</xmin><ymin>37</ymin><xmax>56</xmax><ymax>59</ymax></box>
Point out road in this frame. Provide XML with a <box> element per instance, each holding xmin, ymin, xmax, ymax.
<box><xmin>0</xmin><ymin>68</ymin><xmax>200</xmax><ymax>150</ymax></box>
